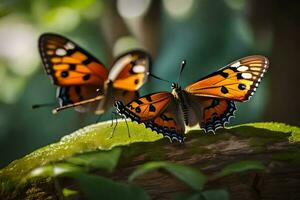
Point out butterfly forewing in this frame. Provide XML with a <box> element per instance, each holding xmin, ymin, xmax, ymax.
<box><xmin>39</xmin><ymin>33</ymin><xmax>108</xmax><ymax>87</ymax></box>
<box><xmin>185</xmin><ymin>55</ymin><xmax>269</xmax><ymax>101</ymax></box>
<box><xmin>120</xmin><ymin>92</ymin><xmax>172</xmax><ymax>121</ymax></box>
<box><xmin>109</xmin><ymin>50</ymin><xmax>151</xmax><ymax>91</ymax></box>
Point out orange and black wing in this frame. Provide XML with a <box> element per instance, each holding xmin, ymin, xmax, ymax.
<box><xmin>108</xmin><ymin>50</ymin><xmax>151</xmax><ymax>91</ymax></box>
<box><xmin>39</xmin><ymin>33</ymin><xmax>108</xmax><ymax>87</ymax></box>
<box><xmin>39</xmin><ymin>33</ymin><xmax>108</xmax><ymax>106</ymax></box>
<box><xmin>185</xmin><ymin>55</ymin><xmax>269</xmax><ymax>101</ymax></box>
<box><xmin>199</xmin><ymin>98</ymin><xmax>236</xmax><ymax>133</ymax></box>
<box><xmin>114</xmin><ymin>92</ymin><xmax>185</xmax><ymax>142</ymax></box>
<box><xmin>57</xmin><ymin>85</ymin><xmax>100</xmax><ymax>106</ymax></box>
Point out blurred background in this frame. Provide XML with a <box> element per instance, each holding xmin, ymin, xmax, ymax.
<box><xmin>0</xmin><ymin>0</ymin><xmax>299</xmax><ymax>167</ymax></box>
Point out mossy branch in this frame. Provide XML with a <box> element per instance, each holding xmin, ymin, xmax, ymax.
<box><xmin>0</xmin><ymin>121</ymin><xmax>300</xmax><ymax>199</ymax></box>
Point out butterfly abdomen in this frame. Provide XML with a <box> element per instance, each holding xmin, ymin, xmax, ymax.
<box><xmin>174</xmin><ymin>89</ymin><xmax>195</xmax><ymax>126</ymax></box>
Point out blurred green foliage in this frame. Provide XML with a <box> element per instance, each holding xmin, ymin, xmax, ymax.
<box><xmin>0</xmin><ymin>0</ymin><xmax>271</xmax><ymax>168</ymax></box>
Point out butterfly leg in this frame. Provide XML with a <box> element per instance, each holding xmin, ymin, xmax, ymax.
<box><xmin>123</xmin><ymin>116</ymin><xmax>131</xmax><ymax>138</ymax></box>
<box><xmin>110</xmin><ymin>111</ymin><xmax>117</xmax><ymax>127</ymax></box>
<box><xmin>95</xmin><ymin>114</ymin><xmax>103</xmax><ymax>123</ymax></box>
<box><xmin>109</xmin><ymin>112</ymin><xmax>119</xmax><ymax>139</ymax></box>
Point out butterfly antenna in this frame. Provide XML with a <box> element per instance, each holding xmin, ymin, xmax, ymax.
<box><xmin>32</xmin><ymin>102</ymin><xmax>57</xmax><ymax>109</ymax></box>
<box><xmin>177</xmin><ymin>60</ymin><xmax>187</xmax><ymax>84</ymax></box>
<box><xmin>148</xmin><ymin>72</ymin><xmax>172</xmax><ymax>84</ymax></box>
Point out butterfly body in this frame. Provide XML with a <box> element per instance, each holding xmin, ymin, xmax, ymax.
<box><xmin>39</xmin><ymin>33</ymin><xmax>151</xmax><ymax>114</ymax></box>
<box><xmin>115</xmin><ymin>55</ymin><xmax>269</xmax><ymax>143</ymax></box>
<box><xmin>171</xmin><ymin>84</ymin><xmax>203</xmax><ymax>127</ymax></box>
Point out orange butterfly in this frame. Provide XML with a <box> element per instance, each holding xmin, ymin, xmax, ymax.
<box><xmin>38</xmin><ymin>33</ymin><xmax>151</xmax><ymax>115</ymax></box>
<box><xmin>115</xmin><ymin>56</ymin><xmax>269</xmax><ymax>143</ymax></box>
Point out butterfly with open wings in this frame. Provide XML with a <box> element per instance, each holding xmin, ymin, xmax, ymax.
<box><xmin>115</xmin><ymin>56</ymin><xmax>269</xmax><ymax>143</ymax></box>
<box><xmin>38</xmin><ymin>33</ymin><xmax>151</xmax><ymax>115</ymax></box>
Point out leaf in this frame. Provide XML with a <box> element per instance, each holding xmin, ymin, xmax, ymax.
<box><xmin>217</xmin><ymin>160</ymin><xmax>265</xmax><ymax>178</ymax></box>
<box><xmin>129</xmin><ymin>161</ymin><xmax>207</xmax><ymax>191</ymax></box>
<box><xmin>202</xmin><ymin>189</ymin><xmax>229</xmax><ymax>200</ymax></box>
<box><xmin>69</xmin><ymin>172</ymin><xmax>150</xmax><ymax>200</ymax></box>
<box><xmin>29</xmin><ymin>163</ymin><xmax>83</xmax><ymax>178</ymax></box>
<box><xmin>48</xmin><ymin>0</ymin><xmax>97</xmax><ymax>10</ymax></box>
<box><xmin>66</xmin><ymin>148</ymin><xmax>121</xmax><ymax>172</ymax></box>
<box><xmin>29</xmin><ymin>163</ymin><xmax>150</xmax><ymax>200</ymax></box>
<box><xmin>62</xmin><ymin>188</ymin><xmax>78</xmax><ymax>197</ymax></box>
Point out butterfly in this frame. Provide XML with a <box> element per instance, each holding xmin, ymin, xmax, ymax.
<box><xmin>115</xmin><ymin>55</ymin><xmax>269</xmax><ymax>143</ymax></box>
<box><xmin>38</xmin><ymin>33</ymin><xmax>151</xmax><ymax>115</ymax></box>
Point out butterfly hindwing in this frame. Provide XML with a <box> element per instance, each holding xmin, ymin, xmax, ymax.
<box><xmin>57</xmin><ymin>85</ymin><xmax>99</xmax><ymax>106</ymax></box>
<box><xmin>200</xmin><ymin>98</ymin><xmax>236</xmax><ymax>133</ymax></box>
<box><xmin>144</xmin><ymin>105</ymin><xmax>185</xmax><ymax>142</ymax></box>
<box><xmin>185</xmin><ymin>55</ymin><xmax>269</xmax><ymax>101</ymax></box>
<box><xmin>39</xmin><ymin>33</ymin><xmax>108</xmax><ymax>87</ymax></box>
<box><xmin>115</xmin><ymin>92</ymin><xmax>185</xmax><ymax>142</ymax></box>
<box><xmin>109</xmin><ymin>50</ymin><xmax>151</xmax><ymax>91</ymax></box>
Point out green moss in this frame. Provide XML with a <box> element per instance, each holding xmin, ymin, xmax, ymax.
<box><xmin>119</xmin><ymin>140</ymin><xmax>168</xmax><ymax>167</ymax></box>
<box><xmin>228</xmin><ymin>122</ymin><xmax>300</xmax><ymax>152</ymax></box>
<box><xmin>188</xmin><ymin>129</ymin><xmax>232</xmax><ymax>145</ymax></box>
<box><xmin>231</xmin><ymin>122</ymin><xmax>300</xmax><ymax>143</ymax></box>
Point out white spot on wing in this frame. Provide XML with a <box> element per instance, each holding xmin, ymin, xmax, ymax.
<box><xmin>65</xmin><ymin>42</ymin><xmax>75</xmax><ymax>50</ymax></box>
<box><xmin>241</xmin><ymin>73</ymin><xmax>252</xmax><ymax>79</ymax></box>
<box><xmin>231</xmin><ymin>61</ymin><xmax>240</xmax><ymax>68</ymax></box>
<box><xmin>132</xmin><ymin>65</ymin><xmax>145</xmax><ymax>73</ymax></box>
<box><xmin>237</xmin><ymin>65</ymin><xmax>248</xmax><ymax>72</ymax></box>
<box><xmin>56</xmin><ymin>48</ymin><xmax>67</xmax><ymax>56</ymax></box>
<box><xmin>108</xmin><ymin>55</ymin><xmax>132</xmax><ymax>81</ymax></box>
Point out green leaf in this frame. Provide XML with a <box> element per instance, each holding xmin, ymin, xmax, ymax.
<box><xmin>62</xmin><ymin>188</ymin><xmax>78</xmax><ymax>197</ymax></box>
<box><xmin>66</xmin><ymin>148</ymin><xmax>121</xmax><ymax>172</ymax></box>
<box><xmin>217</xmin><ymin>160</ymin><xmax>265</xmax><ymax>177</ymax></box>
<box><xmin>70</xmin><ymin>173</ymin><xmax>150</xmax><ymax>200</ymax></box>
<box><xmin>29</xmin><ymin>163</ymin><xmax>83</xmax><ymax>178</ymax></box>
<box><xmin>202</xmin><ymin>189</ymin><xmax>229</xmax><ymax>200</ymax></box>
<box><xmin>129</xmin><ymin>161</ymin><xmax>207</xmax><ymax>191</ymax></box>
<box><xmin>48</xmin><ymin>0</ymin><xmax>97</xmax><ymax>10</ymax></box>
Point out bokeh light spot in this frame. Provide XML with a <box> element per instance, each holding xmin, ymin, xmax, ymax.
<box><xmin>43</xmin><ymin>7</ymin><xmax>80</xmax><ymax>32</ymax></box>
<box><xmin>163</xmin><ymin>0</ymin><xmax>195</xmax><ymax>19</ymax></box>
<box><xmin>0</xmin><ymin>17</ymin><xmax>38</xmax><ymax>76</ymax></box>
<box><xmin>225</xmin><ymin>0</ymin><xmax>246</xmax><ymax>10</ymax></box>
<box><xmin>113</xmin><ymin>36</ymin><xmax>141</xmax><ymax>57</ymax></box>
<box><xmin>117</xmin><ymin>0</ymin><xmax>151</xmax><ymax>19</ymax></box>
